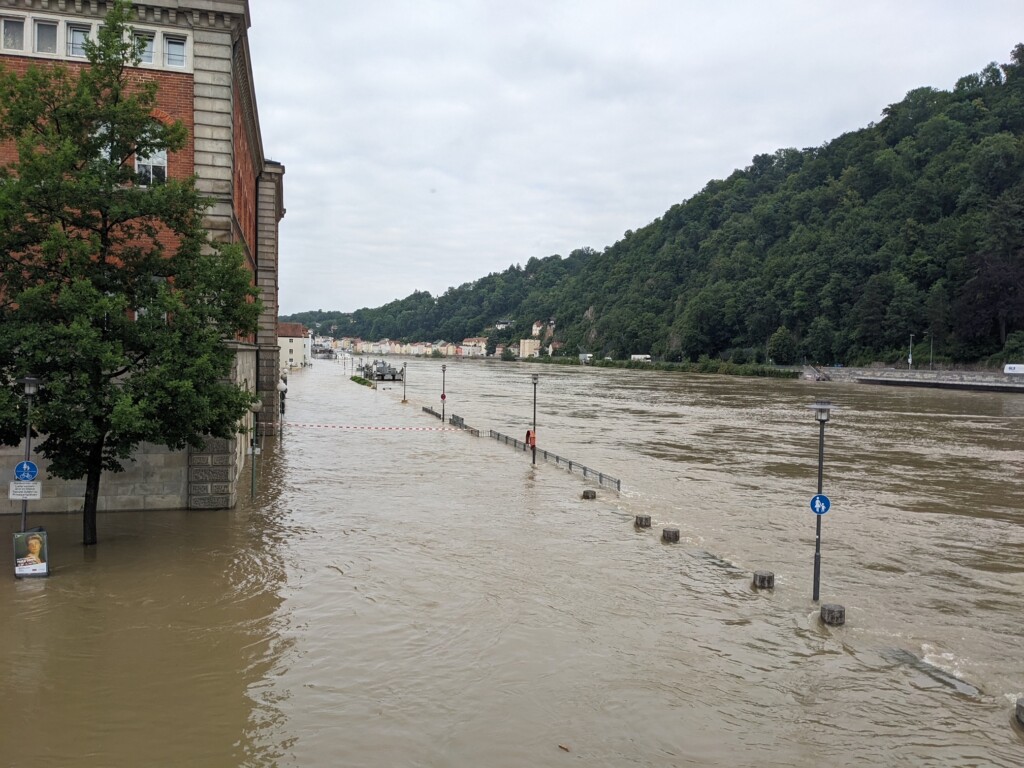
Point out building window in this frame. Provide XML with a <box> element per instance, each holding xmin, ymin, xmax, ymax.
<box><xmin>164</xmin><ymin>35</ymin><xmax>185</xmax><ymax>67</ymax></box>
<box><xmin>2</xmin><ymin>18</ymin><xmax>24</xmax><ymax>50</ymax></box>
<box><xmin>135</xmin><ymin>146</ymin><xmax>167</xmax><ymax>186</ymax></box>
<box><xmin>67</xmin><ymin>24</ymin><xmax>90</xmax><ymax>57</ymax></box>
<box><xmin>134</xmin><ymin>31</ymin><xmax>154</xmax><ymax>63</ymax></box>
<box><xmin>34</xmin><ymin>20</ymin><xmax>57</xmax><ymax>54</ymax></box>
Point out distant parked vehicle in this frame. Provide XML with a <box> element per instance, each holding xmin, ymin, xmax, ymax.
<box><xmin>630</xmin><ymin>354</ymin><xmax>652</xmax><ymax>362</ymax></box>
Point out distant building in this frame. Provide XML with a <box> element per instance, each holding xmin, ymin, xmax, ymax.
<box><xmin>461</xmin><ymin>337</ymin><xmax>488</xmax><ymax>356</ymax></box>
<box><xmin>279</xmin><ymin>323</ymin><xmax>311</xmax><ymax>368</ymax></box>
<box><xmin>520</xmin><ymin>338</ymin><xmax>541</xmax><ymax>358</ymax></box>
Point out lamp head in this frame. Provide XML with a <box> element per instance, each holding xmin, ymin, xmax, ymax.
<box><xmin>276</xmin><ymin>381</ymin><xmax>287</xmax><ymax>393</ymax></box>
<box><xmin>19</xmin><ymin>376</ymin><xmax>40</xmax><ymax>397</ymax></box>
<box><xmin>532</xmin><ymin>374</ymin><xmax>539</xmax><ymax>384</ymax></box>
<box><xmin>807</xmin><ymin>400</ymin><xmax>832</xmax><ymax>423</ymax></box>
<box><xmin>250</xmin><ymin>399</ymin><xmax>263</xmax><ymax>413</ymax></box>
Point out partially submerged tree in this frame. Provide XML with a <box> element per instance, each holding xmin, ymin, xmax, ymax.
<box><xmin>0</xmin><ymin>0</ymin><xmax>260</xmax><ymax>545</ymax></box>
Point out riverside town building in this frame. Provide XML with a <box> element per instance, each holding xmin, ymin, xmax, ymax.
<box><xmin>0</xmin><ymin>0</ymin><xmax>285</xmax><ymax>512</ymax></box>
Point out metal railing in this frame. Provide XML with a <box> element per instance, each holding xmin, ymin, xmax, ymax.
<box><xmin>488</xmin><ymin>430</ymin><xmax>621</xmax><ymax>491</ymax></box>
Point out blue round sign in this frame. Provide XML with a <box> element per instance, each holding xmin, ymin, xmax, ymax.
<box><xmin>810</xmin><ymin>494</ymin><xmax>831</xmax><ymax>515</ymax></box>
<box><xmin>15</xmin><ymin>461</ymin><xmax>38</xmax><ymax>481</ymax></box>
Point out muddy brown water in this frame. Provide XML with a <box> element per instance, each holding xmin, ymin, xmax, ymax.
<box><xmin>2</xmin><ymin>359</ymin><xmax>1023</xmax><ymax>767</ymax></box>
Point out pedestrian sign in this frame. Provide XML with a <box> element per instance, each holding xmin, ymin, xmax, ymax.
<box><xmin>15</xmin><ymin>461</ymin><xmax>38</xmax><ymax>481</ymax></box>
<box><xmin>810</xmin><ymin>494</ymin><xmax>831</xmax><ymax>515</ymax></box>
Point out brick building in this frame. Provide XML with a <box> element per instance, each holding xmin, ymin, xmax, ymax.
<box><xmin>0</xmin><ymin>0</ymin><xmax>284</xmax><ymax>511</ymax></box>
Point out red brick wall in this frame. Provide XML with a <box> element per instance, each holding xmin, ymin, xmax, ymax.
<box><xmin>0</xmin><ymin>56</ymin><xmax>195</xmax><ymax>268</ymax></box>
<box><xmin>0</xmin><ymin>56</ymin><xmax>194</xmax><ymax>175</ymax></box>
<box><xmin>232</xmin><ymin>73</ymin><xmax>257</xmax><ymax>264</ymax></box>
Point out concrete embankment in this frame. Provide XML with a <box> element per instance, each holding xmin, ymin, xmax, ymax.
<box><xmin>803</xmin><ymin>366</ymin><xmax>1024</xmax><ymax>393</ymax></box>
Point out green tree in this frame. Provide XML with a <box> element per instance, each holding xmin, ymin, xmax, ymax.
<box><xmin>0</xmin><ymin>0</ymin><xmax>260</xmax><ymax>545</ymax></box>
<box><xmin>767</xmin><ymin>326</ymin><xmax>798</xmax><ymax>365</ymax></box>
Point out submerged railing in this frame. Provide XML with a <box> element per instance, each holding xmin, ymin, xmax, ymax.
<box><xmin>488</xmin><ymin>430</ymin><xmax>622</xmax><ymax>491</ymax></box>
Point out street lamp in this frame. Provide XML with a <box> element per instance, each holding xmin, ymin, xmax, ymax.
<box><xmin>807</xmin><ymin>400</ymin><xmax>832</xmax><ymax>602</ymax></box>
<box><xmin>249</xmin><ymin>398</ymin><xmax>262</xmax><ymax>496</ymax></box>
<box><xmin>925</xmin><ymin>330</ymin><xmax>934</xmax><ymax>370</ymax></box>
<box><xmin>441</xmin><ymin>364</ymin><xmax>447</xmax><ymax>422</ymax></box>
<box><xmin>402</xmin><ymin>362</ymin><xmax>408</xmax><ymax>403</ymax></box>
<box><xmin>531</xmin><ymin>373</ymin><xmax>539</xmax><ymax>465</ymax></box>
<box><xmin>276</xmin><ymin>378</ymin><xmax>287</xmax><ymax>414</ymax></box>
<box><xmin>909</xmin><ymin>333</ymin><xmax>914</xmax><ymax>370</ymax></box>
<box><xmin>17</xmin><ymin>376</ymin><xmax>40</xmax><ymax>532</ymax></box>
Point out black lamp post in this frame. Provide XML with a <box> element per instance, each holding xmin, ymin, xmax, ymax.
<box><xmin>441</xmin><ymin>364</ymin><xmax>447</xmax><ymax>422</ymax></box>
<box><xmin>17</xmin><ymin>376</ymin><xmax>40</xmax><ymax>532</ymax></box>
<box><xmin>250</xmin><ymin>398</ymin><xmax>262</xmax><ymax>496</ymax></box>
<box><xmin>808</xmin><ymin>400</ymin><xmax>832</xmax><ymax>602</ymax></box>
<box><xmin>402</xmin><ymin>362</ymin><xmax>408</xmax><ymax>403</ymax></box>
<box><xmin>532</xmin><ymin>373</ymin><xmax>538</xmax><ymax>465</ymax></box>
<box><xmin>276</xmin><ymin>377</ymin><xmax>287</xmax><ymax>415</ymax></box>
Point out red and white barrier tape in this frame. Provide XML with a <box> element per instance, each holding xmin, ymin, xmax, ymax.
<box><xmin>283</xmin><ymin>422</ymin><xmax>453</xmax><ymax>431</ymax></box>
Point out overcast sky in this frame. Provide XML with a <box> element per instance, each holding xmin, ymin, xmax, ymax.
<box><xmin>246</xmin><ymin>1</ymin><xmax>1024</xmax><ymax>316</ymax></box>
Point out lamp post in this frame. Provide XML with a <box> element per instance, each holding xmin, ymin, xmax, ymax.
<box><xmin>925</xmin><ymin>331</ymin><xmax>934</xmax><ymax>370</ymax></box>
<box><xmin>250</xmin><ymin>398</ymin><xmax>262</xmax><ymax>496</ymax></box>
<box><xmin>276</xmin><ymin>378</ymin><xmax>287</xmax><ymax>414</ymax></box>
<box><xmin>908</xmin><ymin>333</ymin><xmax>914</xmax><ymax>370</ymax></box>
<box><xmin>808</xmin><ymin>401</ymin><xmax>832</xmax><ymax>602</ymax></box>
<box><xmin>402</xmin><ymin>363</ymin><xmax>408</xmax><ymax>403</ymax></box>
<box><xmin>17</xmin><ymin>376</ymin><xmax>40</xmax><ymax>532</ymax></box>
<box><xmin>441</xmin><ymin>364</ymin><xmax>447</xmax><ymax>422</ymax></box>
<box><xmin>531</xmin><ymin>373</ymin><xmax>538</xmax><ymax>465</ymax></box>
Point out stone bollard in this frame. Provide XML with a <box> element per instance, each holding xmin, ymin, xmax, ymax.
<box><xmin>582</xmin><ymin>489</ymin><xmax>596</xmax><ymax>500</ymax></box>
<box><xmin>635</xmin><ymin>514</ymin><xmax>651</xmax><ymax>528</ymax></box>
<box><xmin>1017</xmin><ymin>697</ymin><xmax>1024</xmax><ymax>727</ymax></box>
<box><xmin>820</xmin><ymin>603</ymin><xmax>846</xmax><ymax>626</ymax></box>
<box><xmin>752</xmin><ymin>571</ymin><xmax>775</xmax><ymax>590</ymax></box>
<box><xmin>662</xmin><ymin>527</ymin><xmax>680</xmax><ymax>543</ymax></box>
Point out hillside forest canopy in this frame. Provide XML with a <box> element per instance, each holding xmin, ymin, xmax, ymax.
<box><xmin>284</xmin><ymin>45</ymin><xmax>1024</xmax><ymax>368</ymax></box>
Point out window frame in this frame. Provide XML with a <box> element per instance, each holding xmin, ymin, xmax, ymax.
<box><xmin>133</xmin><ymin>30</ymin><xmax>155</xmax><ymax>64</ymax></box>
<box><xmin>33</xmin><ymin>18</ymin><xmax>58</xmax><ymax>55</ymax></box>
<box><xmin>1</xmin><ymin>17</ymin><xmax>25</xmax><ymax>51</ymax></box>
<box><xmin>134</xmin><ymin>145</ymin><xmax>168</xmax><ymax>188</ymax></box>
<box><xmin>163</xmin><ymin>34</ymin><xmax>186</xmax><ymax>68</ymax></box>
<box><xmin>67</xmin><ymin>23</ymin><xmax>91</xmax><ymax>58</ymax></box>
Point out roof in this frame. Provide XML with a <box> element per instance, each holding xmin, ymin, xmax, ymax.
<box><xmin>278</xmin><ymin>322</ymin><xmax>309</xmax><ymax>338</ymax></box>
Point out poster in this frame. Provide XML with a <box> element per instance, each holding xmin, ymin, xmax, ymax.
<box><xmin>13</xmin><ymin>529</ymin><xmax>49</xmax><ymax>578</ymax></box>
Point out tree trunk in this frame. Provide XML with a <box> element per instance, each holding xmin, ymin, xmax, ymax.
<box><xmin>83</xmin><ymin>439</ymin><xmax>104</xmax><ymax>545</ymax></box>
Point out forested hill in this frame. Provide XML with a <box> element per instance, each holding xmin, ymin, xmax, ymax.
<box><xmin>284</xmin><ymin>45</ymin><xmax>1024</xmax><ymax>366</ymax></box>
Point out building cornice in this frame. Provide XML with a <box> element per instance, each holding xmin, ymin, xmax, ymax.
<box><xmin>0</xmin><ymin>0</ymin><xmax>250</xmax><ymax>34</ymax></box>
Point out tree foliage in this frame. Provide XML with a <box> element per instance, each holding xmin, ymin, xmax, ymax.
<box><xmin>0</xmin><ymin>0</ymin><xmax>260</xmax><ymax>544</ymax></box>
<box><xmin>286</xmin><ymin>45</ymin><xmax>1024</xmax><ymax>368</ymax></box>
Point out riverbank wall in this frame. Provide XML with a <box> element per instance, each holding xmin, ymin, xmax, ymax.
<box><xmin>804</xmin><ymin>365</ymin><xmax>1024</xmax><ymax>393</ymax></box>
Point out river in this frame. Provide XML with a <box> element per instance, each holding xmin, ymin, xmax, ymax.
<box><xmin>2</xmin><ymin>358</ymin><xmax>1023</xmax><ymax>766</ymax></box>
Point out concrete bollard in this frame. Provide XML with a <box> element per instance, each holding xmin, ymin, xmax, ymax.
<box><xmin>662</xmin><ymin>527</ymin><xmax>680</xmax><ymax>543</ymax></box>
<box><xmin>1017</xmin><ymin>697</ymin><xmax>1024</xmax><ymax>727</ymax></box>
<box><xmin>752</xmin><ymin>571</ymin><xmax>775</xmax><ymax>590</ymax></box>
<box><xmin>635</xmin><ymin>514</ymin><xmax>651</xmax><ymax>528</ymax></box>
<box><xmin>582</xmin><ymin>489</ymin><xmax>596</xmax><ymax>500</ymax></box>
<box><xmin>820</xmin><ymin>603</ymin><xmax>846</xmax><ymax>626</ymax></box>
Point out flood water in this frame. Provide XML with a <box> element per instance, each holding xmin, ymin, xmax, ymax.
<box><xmin>2</xmin><ymin>359</ymin><xmax>1024</xmax><ymax>767</ymax></box>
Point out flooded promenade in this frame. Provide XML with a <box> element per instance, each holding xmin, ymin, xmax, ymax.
<box><xmin>2</xmin><ymin>358</ymin><xmax>1024</xmax><ymax>766</ymax></box>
